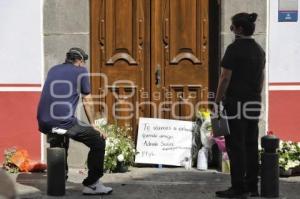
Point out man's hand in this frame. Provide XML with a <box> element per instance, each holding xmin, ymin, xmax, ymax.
<box><xmin>82</xmin><ymin>95</ymin><xmax>108</xmax><ymax>139</ymax></box>
<box><xmin>100</xmin><ymin>132</ymin><xmax>108</xmax><ymax>140</ymax></box>
<box><xmin>82</xmin><ymin>94</ymin><xmax>96</xmax><ymax>127</ymax></box>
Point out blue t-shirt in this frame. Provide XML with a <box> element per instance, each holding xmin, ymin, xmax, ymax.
<box><xmin>37</xmin><ymin>63</ymin><xmax>91</xmax><ymax>133</ymax></box>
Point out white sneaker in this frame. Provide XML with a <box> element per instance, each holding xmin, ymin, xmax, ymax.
<box><xmin>82</xmin><ymin>180</ymin><xmax>113</xmax><ymax>195</ymax></box>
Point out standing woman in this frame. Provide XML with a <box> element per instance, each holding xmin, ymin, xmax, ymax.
<box><xmin>215</xmin><ymin>13</ymin><xmax>265</xmax><ymax>198</ymax></box>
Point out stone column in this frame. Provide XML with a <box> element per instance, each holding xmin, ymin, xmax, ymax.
<box><xmin>43</xmin><ymin>0</ymin><xmax>90</xmax><ymax>167</ymax></box>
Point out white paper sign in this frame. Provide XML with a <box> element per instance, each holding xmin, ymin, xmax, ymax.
<box><xmin>135</xmin><ymin>117</ymin><xmax>194</xmax><ymax>166</ymax></box>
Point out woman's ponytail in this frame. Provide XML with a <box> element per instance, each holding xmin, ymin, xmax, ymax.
<box><xmin>248</xmin><ymin>13</ymin><xmax>258</xmax><ymax>23</ymax></box>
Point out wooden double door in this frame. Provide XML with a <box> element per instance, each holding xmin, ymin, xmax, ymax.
<box><xmin>91</xmin><ymin>0</ymin><xmax>209</xmax><ymax>139</ymax></box>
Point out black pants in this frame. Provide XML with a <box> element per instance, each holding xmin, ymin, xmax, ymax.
<box><xmin>224</xmin><ymin>99</ymin><xmax>260</xmax><ymax>192</ymax></box>
<box><xmin>48</xmin><ymin>122</ymin><xmax>106</xmax><ymax>186</ymax></box>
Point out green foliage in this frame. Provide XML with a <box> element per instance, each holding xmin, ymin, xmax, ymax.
<box><xmin>2</xmin><ymin>147</ymin><xmax>19</xmax><ymax>173</ymax></box>
<box><xmin>278</xmin><ymin>141</ymin><xmax>300</xmax><ymax>171</ymax></box>
<box><xmin>96</xmin><ymin>124</ymin><xmax>136</xmax><ymax>172</ymax></box>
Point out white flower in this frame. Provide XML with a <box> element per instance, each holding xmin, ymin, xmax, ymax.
<box><xmin>258</xmin><ymin>144</ymin><xmax>262</xmax><ymax>151</ymax></box>
<box><xmin>95</xmin><ymin>118</ymin><xmax>107</xmax><ymax>126</ymax></box>
<box><xmin>106</xmin><ymin>138</ymin><xmax>112</xmax><ymax>147</ymax></box>
<box><xmin>284</xmin><ymin>165</ymin><xmax>290</xmax><ymax>171</ymax></box>
<box><xmin>113</xmin><ymin>139</ymin><xmax>119</xmax><ymax>145</ymax></box>
<box><xmin>285</xmin><ymin>160</ymin><xmax>300</xmax><ymax>170</ymax></box>
<box><xmin>294</xmin><ymin>160</ymin><xmax>300</xmax><ymax>165</ymax></box>
<box><xmin>279</xmin><ymin>141</ymin><xmax>283</xmax><ymax>149</ymax></box>
<box><xmin>117</xmin><ymin>154</ymin><xmax>124</xmax><ymax>162</ymax></box>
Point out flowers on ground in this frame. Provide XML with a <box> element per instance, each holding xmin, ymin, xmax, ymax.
<box><xmin>278</xmin><ymin>141</ymin><xmax>300</xmax><ymax>171</ymax></box>
<box><xmin>3</xmin><ymin>147</ymin><xmax>20</xmax><ymax>173</ymax></box>
<box><xmin>117</xmin><ymin>154</ymin><xmax>125</xmax><ymax>162</ymax></box>
<box><xmin>95</xmin><ymin>123</ymin><xmax>136</xmax><ymax>172</ymax></box>
<box><xmin>3</xmin><ymin>147</ymin><xmax>47</xmax><ymax>173</ymax></box>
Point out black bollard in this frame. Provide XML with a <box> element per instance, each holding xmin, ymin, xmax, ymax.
<box><xmin>260</xmin><ymin>133</ymin><xmax>280</xmax><ymax>198</ymax></box>
<box><xmin>47</xmin><ymin>147</ymin><xmax>66</xmax><ymax>196</ymax></box>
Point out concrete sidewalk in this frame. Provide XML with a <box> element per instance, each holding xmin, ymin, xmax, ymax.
<box><xmin>9</xmin><ymin>167</ymin><xmax>300</xmax><ymax>199</ymax></box>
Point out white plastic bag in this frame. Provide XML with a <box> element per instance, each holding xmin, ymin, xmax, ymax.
<box><xmin>197</xmin><ymin>148</ymin><xmax>208</xmax><ymax>170</ymax></box>
<box><xmin>200</xmin><ymin>119</ymin><xmax>213</xmax><ymax>148</ymax></box>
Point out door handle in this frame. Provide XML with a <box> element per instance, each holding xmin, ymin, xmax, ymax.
<box><xmin>202</xmin><ymin>19</ymin><xmax>208</xmax><ymax>47</ymax></box>
<box><xmin>99</xmin><ymin>19</ymin><xmax>105</xmax><ymax>45</ymax></box>
<box><xmin>155</xmin><ymin>64</ymin><xmax>161</xmax><ymax>88</ymax></box>
<box><xmin>138</xmin><ymin>18</ymin><xmax>144</xmax><ymax>45</ymax></box>
<box><xmin>164</xmin><ymin>18</ymin><xmax>169</xmax><ymax>44</ymax></box>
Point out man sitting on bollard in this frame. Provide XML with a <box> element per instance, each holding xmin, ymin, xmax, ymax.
<box><xmin>37</xmin><ymin>47</ymin><xmax>113</xmax><ymax>195</ymax></box>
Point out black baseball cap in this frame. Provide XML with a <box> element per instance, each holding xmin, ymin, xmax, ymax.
<box><xmin>67</xmin><ymin>47</ymin><xmax>88</xmax><ymax>61</ymax></box>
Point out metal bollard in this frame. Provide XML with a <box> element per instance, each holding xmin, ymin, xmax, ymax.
<box><xmin>260</xmin><ymin>133</ymin><xmax>280</xmax><ymax>198</ymax></box>
<box><xmin>47</xmin><ymin>147</ymin><xmax>66</xmax><ymax>196</ymax></box>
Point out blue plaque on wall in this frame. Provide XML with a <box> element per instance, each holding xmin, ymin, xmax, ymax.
<box><xmin>278</xmin><ymin>0</ymin><xmax>298</xmax><ymax>22</ymax></box>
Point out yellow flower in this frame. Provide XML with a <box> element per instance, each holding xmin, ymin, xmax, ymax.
<box><xmin>199</xmin><ymin>109</ymin><xmax>211</xmax><ymax>120</ymax></box>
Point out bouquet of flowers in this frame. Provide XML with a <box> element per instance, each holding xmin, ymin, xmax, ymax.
<box><xmin>3</xmin><ymin>147</ymin><xmax>47</xmax><ymax>173</ymax></box>
<box><xmin>3</xmin><ymin>147</ymin><xmax>20</xmax><ymax>173</ymax></box>
<box><xmin>95</xmin><ymin>121</ymin><xmax>136</xmax><ymax>172</ymax></box>
<box><xmin>278</xmin><ymin>141</ymin><xmax>300</xmax><ymax>171</ymax></box>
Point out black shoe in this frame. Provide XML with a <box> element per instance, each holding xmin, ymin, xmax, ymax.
<box><xmin>216</xmin><ymin>187</ymin><xmax>248</xmax><ymax>198</ymax></box>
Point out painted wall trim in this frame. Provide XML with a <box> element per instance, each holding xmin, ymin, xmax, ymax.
<box><xmin>269</xmin><ymin>82</ymin><xmax>300</xmax><ymax>90</ymax></box>
<box><xmin>0</xmin><ymin>87</ymin><xmax>42</xmax><ymax>92</ymax></box>
<box><xmin>269</xmin><ymin>82</ymin><xmax>300</xmax><ymax>86</ymax></box>
<box><xmin>0</xmin><ymin>84</ymin><xmax>41</xmax><ymax>87</ymax></box>
<box><xmin>41</xmin><ymin>0</ymin><xmax>45</xmax><ymax>163</ymax></box>
<box><xmin>269</xmin><ymin>85</ymin><xmax>300</xmax><ymax>91</ymax></box>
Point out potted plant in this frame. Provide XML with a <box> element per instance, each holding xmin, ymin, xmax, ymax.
<box><xmin>278</xmin><ymin>141</ymin><xmax>300</xmax><ymax>177</ymax></box>
<box><xmin>95</xmin><ymin>121</ymin><xmax>136</xmax><ymax>173</ymax></box>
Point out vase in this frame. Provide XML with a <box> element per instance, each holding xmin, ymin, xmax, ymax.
<box><xmin>114</xmin><ymin>161</ymin><xmax>128</xmax><ymax>173</ymax></box>
<box><xmin>280</xmin><ymin>167</ymin><xmax>292</xmax><ymax>177</ymax></box>
<box><xmin>291</xmin><ymin>166</ymin><xmax>300</xmax><ymax>175</ymax></box>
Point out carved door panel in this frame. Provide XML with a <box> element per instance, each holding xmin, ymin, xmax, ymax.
<box><xmin>151</xmin><ymin>0</ymin><xmax>209</xmax><ymax>120</ymax></box>
<box><xmin>90</xmin><ymin>0</ymin><xmax>150</xmax><ymax>138</ymax></box>
<box><xmin>91</xmin><ymin>0</ymin><xmax>209</xmax><ymax>139</ymax></box>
